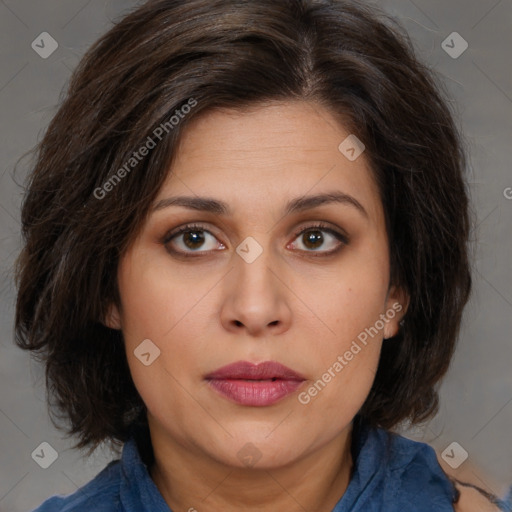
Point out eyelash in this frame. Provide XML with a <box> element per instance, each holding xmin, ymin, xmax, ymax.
<box><xmin>162</xmin><ymin>222</ymin><xmax>349</xmax><ymax>258</ymax></box>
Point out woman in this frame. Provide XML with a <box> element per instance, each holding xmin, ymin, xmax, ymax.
<box><xmin>14</xmin><ymin>0</ymin><xmax>511</xmax><ymax>510</ymax></box>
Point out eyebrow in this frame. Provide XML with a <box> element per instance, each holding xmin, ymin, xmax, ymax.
<box><xmin>152</xmin><ymin>191</ymin><xmax>368</xmax><ymax>218</ymax></box>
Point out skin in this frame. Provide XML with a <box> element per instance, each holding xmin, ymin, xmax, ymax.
<box><xmin>454</xmin><ymin>486</ymin><xmax>502</xmax><ymax>512</ymax></box>
<box><xmin>438</xmin><ymin>455</ymin><xmax>503</xmax><ymax>512</ymax></box>
<box><xmin>106</xmin><ymin>100</ymin><xmax>408</xmax><ymax>512</ymax></box>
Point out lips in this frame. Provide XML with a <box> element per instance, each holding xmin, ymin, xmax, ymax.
<box><xmin>205</xmin><ymin>360</ymin><xmax>306</xmax><ymax>381</ymax></box>
<box><xmin>204</xmin><ymin>361</ymin><xmax>306</xmax><ymax>406</ymax></box>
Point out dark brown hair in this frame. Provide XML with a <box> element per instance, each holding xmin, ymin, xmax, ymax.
<box><xmin>14</xmin><ymin>0</ymin><xmax>472</xmax><ymax>454</ymax></box>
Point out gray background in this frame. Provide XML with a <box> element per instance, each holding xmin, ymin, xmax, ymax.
<box><xmin>0</xmin><ymin>0</ymin><xmax>511</xmax><ymax>510</ymax></box>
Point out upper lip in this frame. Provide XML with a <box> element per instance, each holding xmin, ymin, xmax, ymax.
<box><xmin>205</xmin><ymin>360</ymin><xmax>305</xmax><ymax>381</ymax></box>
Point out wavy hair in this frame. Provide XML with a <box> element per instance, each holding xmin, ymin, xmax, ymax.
<box><xmin>14</xmin><ymin>0</ymin><xmax>472</xmax><ymax>454</ymax></box>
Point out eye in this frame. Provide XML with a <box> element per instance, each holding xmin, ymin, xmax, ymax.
<box><xmin>289</xmin><ymin>222</ymin><xmax>349</xmax><ymax>256</ymax></box>
<box><xmin>163</xmin><ymin>223</ymin><xmax>224</xmax><ymax>256</ymax></box>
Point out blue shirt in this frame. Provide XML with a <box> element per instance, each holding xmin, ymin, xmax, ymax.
<box><xmin>30</xmin><ymin>418</ymin><xmax>510</xmax><ymax>511</ymax></box>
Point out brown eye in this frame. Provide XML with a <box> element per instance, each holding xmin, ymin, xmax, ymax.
<box><xmin>163</xmin><ymin>224</ymin><xmax>224</xmax><ymax>255</ymax></box>
<box><xmin>290</xmin><ymin>224</ymin><xmax>349</xmax><ymax>255</ymax></box>
<box><xmin>181</xmin><ymin>230</ymin><xmax>206</xmax><ymax>250</ymax></box>
<box><xmin>301</xmin><ymin>229</ymin><xmax>324</xmax><ymax>250</ymax></box>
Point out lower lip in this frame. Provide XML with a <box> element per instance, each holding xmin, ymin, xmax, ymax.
<box><xmin>206</xmin><ymin>378</ymin><xmax>305</xmax><ymax>406</ymax></box>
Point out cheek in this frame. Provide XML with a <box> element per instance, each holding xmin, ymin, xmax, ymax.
<box><xmin>318</xmin><ymin>260</ymin><xmax>389</xmax><ymax>353</ymax></box>
<box><xmin>116</xmin><ymin>249</ymin><xmax>202</xmax><ymax>343</ymax></box>
<box><xmin>299</xmin><ymin>294</ymin><xmax>384</xmax><ymax>435</ymax></box>
<box><xmin>314</xmin><ymin>283</ymin><xmax>385</xmax><ymax>394</ymax></box>
<box><xmin>297</xmin><ymin>251</ymin><xmax>388</xmax><ymax>422</ymax></box>
<box><xmin>115</xmin><ymin>252</ymin><xmax>212</xmax><ymax>405</ymax></box>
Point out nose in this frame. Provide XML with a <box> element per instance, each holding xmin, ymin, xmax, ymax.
<box><xmin>219</xmin><ymin>240</ymin><xmax>292</xmax><ymax>337</ymax></box>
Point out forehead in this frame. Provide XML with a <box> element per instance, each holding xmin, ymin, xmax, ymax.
<box><xmin>157</xmin><ymin>101</ymin><xmax>383</xmax><ymax>223</ymax></box>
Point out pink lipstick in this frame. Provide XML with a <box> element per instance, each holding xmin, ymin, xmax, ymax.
<box><xmin>205</xmin><ymin>360</ymin><xmax>306</xmax><ymax>406</ymax></box>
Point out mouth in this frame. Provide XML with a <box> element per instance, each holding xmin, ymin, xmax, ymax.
<box><xmin>205</xmin><ymin>360</ymin><xmax>305</xmax><ymax>381</ymax></box>
<box><xmin>204</xmin><ymin>360</ymin><xmax>306</xmax><ymax>406</ymax></box>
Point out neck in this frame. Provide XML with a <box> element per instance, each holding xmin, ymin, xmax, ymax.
<box><xmin>147</xmin><ymin>418</ymin><xmax>355</xmax><ymax>512</ymax></box>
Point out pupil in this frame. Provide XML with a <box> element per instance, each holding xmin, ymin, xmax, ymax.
<box><xmin>184</xmin><ymin>231</ymin><xmax>205</xmax><ymax>250</ymax></box>
<box><xmin>304</xmin><ymin>230</ymin><xmax>323</xmax><ymax>249</ymax></box>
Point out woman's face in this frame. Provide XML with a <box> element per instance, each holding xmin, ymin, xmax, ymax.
<box><xmin>107</xmin><ymin>100</ymin><xmax>405</xmax><ymax>469</ymax></box>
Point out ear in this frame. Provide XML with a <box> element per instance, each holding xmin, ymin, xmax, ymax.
<box><xmin>103</xmin><ymin>302</ymin><xmax>122</xmax><ymax>330</ymax></box>
<box><xmin>383</xmin><ymin>284</ymin><xmax>409</xmax><ymax>340</ymax></box>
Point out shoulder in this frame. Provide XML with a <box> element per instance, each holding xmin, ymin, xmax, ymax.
<box><xmin>30</xmin><ymin>459</ymin><xmax>123</xmax><ymax>512</ymax></box>
<box><xmin>435</xmin><ymin>452</ymin><xmax>509</xmax><ymax>512</ymax></box>
<box><xmin>452</xmin><ymin>482</ymin><xmax>503</xmax><ymax>512</ymax></box>
<box><xmin>382</xmin><ymin>430</ymin><xmax>505</xmax><ymax>512</ymax></box>
<box><xmin>359</xmin><ymin>427</ymin><xmax>458</xmax><ymax>510</ymax></box>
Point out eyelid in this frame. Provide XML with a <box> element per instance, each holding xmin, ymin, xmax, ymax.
<box><xmin>162</xmin><ymin>222</ymin><xmax>219</xmax><ymax>245</ymax></box>
<box><xmin>291</xmin><ymin>221</ymin><xmax>349</xmax><ymax>245</ymax></box>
